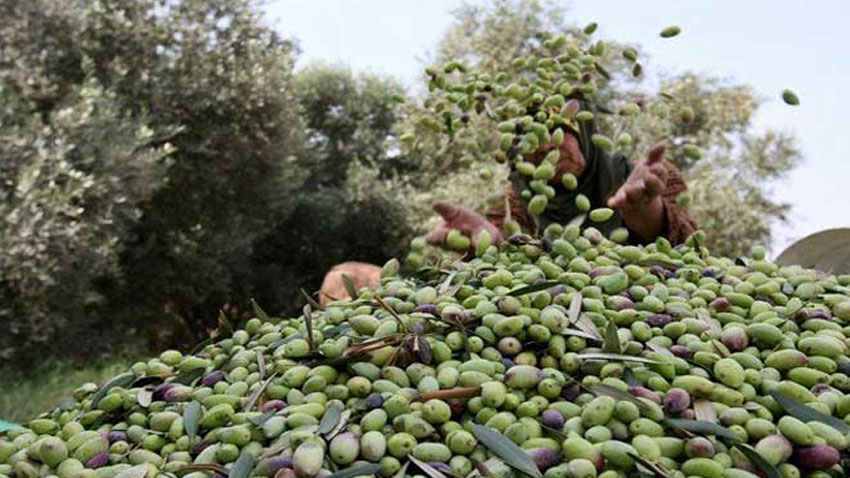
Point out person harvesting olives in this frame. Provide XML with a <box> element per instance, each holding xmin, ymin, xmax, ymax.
<box><xmin>319</xmin><ymin>116</ymin><xmax>696</xmax><ymax>303</ymax></box>
<box><xmin>426</xmin><ymin>116</ymin><xmax>696</xmax><ymax>249</ymax></box>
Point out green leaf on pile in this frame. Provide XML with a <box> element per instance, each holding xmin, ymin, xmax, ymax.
<box><xmin>341</xmin><ymin>274</ymin><xmax>358</xmax><ymax>301</ymax></box>
<box><xmin>248</xmin><ymin>410</ymin><xmax>277</xmax><ymax>427</ymax></box>
<box><xmin>317</xmin><ymin>400</ymin><xmax>344</xmax><ymax>435</ymax></box>
<box><xmin>590</xmin><ymin>384</ymin><xmax>651</xmax><ymax>412</ymax></box>
<box><xmin>577</xmin><ymin>353</ymin><xmax>661</xmax><ymax>364</ymax></box>
<box><xmin>91</xmin><ymin>373</ymin><xmax>135</xmax><ymax>408</ymax></box>
<box><xmin>228</xmin><ymin>451</ymin><xmax>255</xmax><ymax>478</ymax></box>
<box><xmin>663</xmin><ymin>418</ymin><xmax>740</xmax><ymax>441</ymax></box>
<box><xmin>172</xmin><ymin>367</ymin><xmax>205</xmax><ymax>386</ymax></box>
<box><xmin>603</xmin><ymin>319</ymin><xmax>621</xmax><ymax>353</ymax></box>
<box><xmin>471</xmin><ymin>424</ymin><xmax>542</xmax><ymax>478</ymax></box>
<box><xmin>733</xmin><ymin>443</ymin><xmax>780</xmax><ymax>478</ymax></box>
<box><xmin>303</xmin><ymin>304</ymin><xmax>315</xmax><ymax>350</ymax></box>
<box><xmin>115</xmin><ymin>465</ymin><xmax>152</xmax><ymax>478</ymax></box>
<box><xmin>506</xmin><ymin>280</ymin><xmax>561</xmax><ymax>297</ymax></box>
<box><xmin>251</xmin><ymin>298</ymin><xmax>270</xmax><ymax>321</ymax></box>
<box><xmin>183</xmin><ymin>401</ymin><xmax>202</xmax><ymax>442</ymax></box>
<box><xmin>769</xmin><ymin>389</ymin><xmax>850</xmax><ymax>433</ymax></box>
<box><xmin>568</xmin><ymin>292</ymin><xmax>582</xmax><ymax>323</ymax></box>
<box><xmin>409</xmin><ymin>456</ymin><xmax>450</xmax><ymax>478</ymax></box>
<box><xmin>299</xmin><ymin>287</ymin><xmax>322</xmax><ymax>310</ymax></box>
<box><xmin>243</xmin><ymin>372</ymin><xmax>279</xmax><ymax>412</ymax></box>
<box><xmin>327</xmin><ymin>465</ymin><xmax>383</xmax><ymax>478</ymax></box>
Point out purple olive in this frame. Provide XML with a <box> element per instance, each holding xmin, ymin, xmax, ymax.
<box><xmin>190</xmin><ymin>439</ymin><xmax>213</xmax><ymax>457</ymax></box>
<box><xmin>664</xmin><ymin>388</ymin><xmax>691</xmax><ymax>414</ymax></box>
<box><xmin>720</xmin><ymin>327</ymin><xmax>749</xmax><ymax>352</ymax></box>
<box><xmin>414</xmin><ymin>304</ymin><xmax>438</xmax><ymax>315</ymax></box>
<box><xmin>807</xmin><ymin>309</ymin><xmax>832</xmax><ymax>320</ymax></box>
<box><xmin>670</xmin><ymin>345</ymin><xmax>693</xmax><ymax>359</ymax></box>
<box><xmin>561</xmin><ymin>381</ymin><xmax>582</xmax><ymax>401</ymax></box>
<box><xmin>628</xmin><ymin>386</ymin><xmax>661</xmax><ymax>404</ymax></box>
<box><xmin>107</xmin><ymin>431</ymin><xmax>127</xmax><ymax>443</ymax></box>
<box><xmin>646</xmin><ymin>314</ymin><xmax>673</xmax><ymax>327</ymax></box>
<box><xmin>541</xmin><ymin>409</ymin><xmax>565</xmax><ymax>430</ymax></box>
<box><xmin>685</xmin><ymin>437</ymin><xmax>715</xmax><ymax>458</ymax></box>
<box><xmin>274</xmin><ymin>469</ymin><xmax>297</xmax><ymax>478</ymax></box>
<box><xmin>202</xmin><ymin>370</ymin><xmax>227</xmax><ymax>387</ymax></box>
<box><xmin>527</xmin><ymin>448</ymin><xmax>561</xmax><ymax>470</ymax></box>
<box><xmin>710</xmin><ymin>297</ymin><xmax>731</xmax><ymax>312</ymax></box>
<box><xmin>85</xmin><ymin>452</ymin><xmax>109</xmax><ymax>469</ymax></box>
<box><xmin>427</xmin><ymin>462</ymin><xmax>454</xmax><ymax>475</ymax></box>
<box><xmin>164</xmin><ymin>385</ymin><xmax>192</xmax><ymax>402</ymax></box>
<box><xmin>793</xmin><ymin>444</ymin><xmax>840</xmax><ymax>470</ymax></box>
<box><xmin>364</xmin><ymin>393</ymin><xmax>384</xmax><ymax>410</ymax></box>
<box><xmin>152</xmin><ymin>383</ymin><xmax>175</xmax><ymax>401</ymax></box>
<box><xmin>261</xmin><ymin>400</ymin><xmax>287</xmax><ymax>413</ymax></box>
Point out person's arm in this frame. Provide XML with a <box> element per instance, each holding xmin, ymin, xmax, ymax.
<box><xmin>656</xmin><ymin>161</ymin><xmax>697</xmax><ymax>245</ymax></box>
<box><xmin>484</xmin><ymin>186</ymin><xmax>534</xmax><ymax>233</ymax></box>
<box><xmin>608</xmin><ymin>142</ymin><xmax>696</xmax><ymax>245</ymax></box>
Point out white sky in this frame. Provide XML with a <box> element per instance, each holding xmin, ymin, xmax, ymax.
<box><xmin>264</xmin><ymin>0</ymin><xmax>850</xmax><ymax>254</ymax></box>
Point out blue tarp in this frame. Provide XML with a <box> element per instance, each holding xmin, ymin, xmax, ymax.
<box><xmin>0</xmin><ymin>420</ymin><xmax>18</xmax><ymax>433</ymax></box>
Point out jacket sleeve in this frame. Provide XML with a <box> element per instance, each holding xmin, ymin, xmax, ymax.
<box><xmin>658</xmin><ymin>160</ymin><xmax>697</xmax><ymax>245</ymax></box>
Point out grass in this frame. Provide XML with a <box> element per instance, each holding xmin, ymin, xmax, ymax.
<box><xmin>0</xmin><ymin>357</ymin><xmax>134</xmax><ymax>424</ymax></box>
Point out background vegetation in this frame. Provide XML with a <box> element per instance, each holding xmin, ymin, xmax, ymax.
<box><xmin>0</xmin><ymin>0</ymin><xmax>800</xmax><ymax>416</ymax></box>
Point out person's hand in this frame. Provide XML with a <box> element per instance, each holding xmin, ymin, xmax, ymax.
<box><xmin>607</xmin><ymin>142</ymin><xmax>669</xmax><ymax>242</ymax></box>
<box><xmin>426</xmin><ymin>201</ymin><xmax>503</xmax><ymax>248</ymax></box>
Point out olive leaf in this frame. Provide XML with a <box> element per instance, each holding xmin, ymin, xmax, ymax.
<box><xmin>693</xmin><ymin>400</ymin><xmax>717</xmax><ymax>423</ymax></box>
<box><xmin>341</xmin><ymin>274</ymin><xmax>359</xmax><ymax>301</ymax></box>
<box><xmin>769</xmin><ymin>389</ymin><xmax>850</xmax><ymax>434</ymax></box>
<box><xmin>248</xmin><ymin>410</ymin><xmax>277</xmax><ymax>427</ymax></box>
<box><xmin>115</xmin><ymin>465</ymin><xmax>152</xmax><ymax>478</ymax></box>
<box><xmin>91</xmin><ymin>373</ymin><xmax>135</xmax><ymax>408</ymax></box>
<box><xmin>326</xmin><ymin>464</ymin><xmax>382</xmax><ymax>478</ymax></box>
<box><xmin>438</xmin><ymin>271</ymin><xmax>458</xmax><ymax>295</ymax></box>
<box><xmin>303</xmin><ymin>304</ymin><xmax>315</xmax><ymax>350</ymax></box>
<box><xmin>183</xmin><ymin>401</ymin><xmax>202</xmax><ymax>442</ymax></box>
<box><xmin>471</xmin><ymin>424</ymin><xmax>542</xmax><ymax>478</ymax></box>
<box><xmin>299</xmin><ymin>287</ymin><xmax>322</xmax><ymax>310</ymax></box>
<box><xmin>318</xmin><ymin>400</ymin><xmax>344</xmax><ymax>435</ymax></box>
<box><xmin>243</xmin><ymin>372</ymin><xmax>279</xmax><ymax>412</ymax></box>
<box><xmin>251</xmin><ymin>298</ymin><xmax>270</xmax><ymax>322</ymax></box>
<box><xmin>566</xmin><ymin>213</ymin><xmax>586</xmax><ymax>228</ymax></box>
<box><xmin>577</xmin><ymin>353</ymin><xmax>661</xmax><ymax>364</ymax></box>
<box><xmin>177</xmin><ymin>464</ymin><xmax>230</xmax><ymax>475</ymax></box>
<box><xmin>602</xmin><ymin>319</ymin><xmax>621</xmax><ymax>353</ymax></box>
<box><xmin>410</xmin><ymin>456</ymin><xmax>450</xmax><ymax>478</ymax></box>
<box><xmin>228</xmin><ymin>451</ymin><xmax>255</xmax><ymax>478</ymax></box>
<box><xmin>137</xmin><ymin>389</ymin><xmax>153</xmax><ymax>408</ymax></box>
<box><xmin>257</xmin><ymin>352</ymin><xmax>267</xmax><ymax>381</ymax></box>
<box><xmin>562</xmin><ymin>328</ymin><xmax>602</xmax><ymax>341</ymax></box>
<box><xmin>663</xmin><ymin>419</ymin><xmax>740</xmax><ymax>442</ymax></box>
<box><xmin>326</xmin><ymin>409</ymin><xmax>351</xmax><ymax>440</ymax></box>
<box><xmin>627</xmin><ymin>451</ymin><xmax>671</xmax><ymax>478</ymax></box>
<box><xmin>568</xmin><ymin>292</ymin><xmax>582</xmax><ymax>323</ymax></box>
<box><xmin>574</xmin><ymin>314</ymin><xmax>603</xmax><ymax>341</ymax></box>
<box><xmin>217</xmin><ymin>310</ymin><xmax>234</xmax><ymax>337</ymax></box>
<box><xmin>505</xmin><ymin>280</ymin><xmax>561</xmax><ymax>297</ymax></box>
<box><xmin>590</xmin><ymin>385</ymin><xmax>651</xmax><ymax>412</ymax></box>
<box><xmin>733</xmin><ymin>444</ymin><xmax>781</xmax><ymax>478</ymax></box>
<box><xmin>324</xmin><ymin>323</ymin><xmax>353</xmax><ymax>339</ymax></box>
<box><xmin>172</xmin><ymin>367</ymin><xmax>205</xmax><ymax>386</ymax></box>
